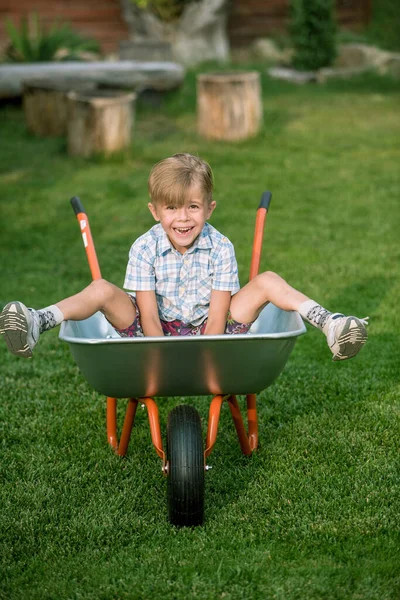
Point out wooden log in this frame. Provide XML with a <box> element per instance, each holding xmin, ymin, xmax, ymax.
<box><xmin>67</xmin><ymin>90</ymin><xmax>136</xmax><ymax>157</ymax></box>
<box><xmin>23</xmin><ymin>79</ymin><xmax>97</xmax><ymax>137</ymax></box>
<box><xmin>197</xmin><ymin>72</ymin><xmax>262</xmax><ymax>141</ymax></box>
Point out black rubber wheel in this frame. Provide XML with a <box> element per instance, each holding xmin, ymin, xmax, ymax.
<box><xmin>167</xmin><ymin>405</ymin><xmax>205</xmax><ymax>527</ymax></box>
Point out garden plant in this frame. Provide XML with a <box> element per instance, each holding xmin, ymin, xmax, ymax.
<box><xmin>3</xmin><ymin>12</ymin><xmax>100</xmax><ymax>63</ymax></box>
<box><xmin>131</xmin><ymin>0</ymin><xmax>194</xmax><ymax>21</ymax></box>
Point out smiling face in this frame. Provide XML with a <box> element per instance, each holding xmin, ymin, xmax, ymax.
<box><xmin>148</xmin><ymin>184</ymin><xmax>216</xmax><ymax>254</ymax></box>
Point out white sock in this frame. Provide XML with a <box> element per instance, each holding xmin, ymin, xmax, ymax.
<box><xmin>298</xmin><ymin>300</ymin><xmax>334</xmax><ymax>335</ymax></box>
<box><xmin>36</xmin><ymin>305</ymin><xmax>64</xmax><ymax>333</ymax></box>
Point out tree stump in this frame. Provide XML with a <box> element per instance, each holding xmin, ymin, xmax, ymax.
<box><xmin>197</xmin><ymin>72</ymin><xmax>262</xmax><ymax>141</ymax></box>
<box><xmin>66</xmin><ymin>90</ymin><xmax>136</xmax><ymax>157</ymax></box>
<box><xmin>23</xmin><ymin>79</ymin><xmax>97</xmax><ymax>137</ymax></box>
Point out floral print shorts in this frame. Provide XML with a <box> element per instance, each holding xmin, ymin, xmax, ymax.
<box><xmin>115</xmin><ymin>296</ymin><xmax>252</xmax><ymax>338</ymax></box>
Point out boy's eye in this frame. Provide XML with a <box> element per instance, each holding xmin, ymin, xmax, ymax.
<box><xmin>166</xmin><ymin>205</ymin><xmax>176</xmax><ymax>210</ymax></box>
<box><xmin>189</xmin><ymin>204</ymin><xmax>199</xmax><ymax>210</ymax></box>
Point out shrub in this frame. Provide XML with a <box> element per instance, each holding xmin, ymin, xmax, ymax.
<box><xmin>131</xmin><ymin>0</ymin><xmax>195</xmax><ymax>22</ymax></box>
<box><xmin>367</xmin><ymin>0</ymin><xmax>400</xmax><ymax>51</ymax></box>
<box><xmin>4</xmin><ymin>12</ymin><xmax>100</xmax><ymax>62</ymax></box>
<box><xmin>290</xmin><ymin>0</ymin><xmax>337</xmax><ymax>71</ymax></box>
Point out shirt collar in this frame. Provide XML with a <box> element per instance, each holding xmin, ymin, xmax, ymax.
<box><xmin>156</xmin><ymin>222</ymin><xmax>213</xmax><ymax>256</ymax></box>
<box><xmin>193</xmin><ymin>223</ymin><xmax>213</xmax><ymax>251</ymax></box>
<box><xmin>156</xmin><ymin>225</ymin><xmax>173</xmax><ymax>255</ymax></box>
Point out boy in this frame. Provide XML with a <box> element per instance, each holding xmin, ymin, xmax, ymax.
<box><xmin>0</xmin><ymin>153</ymin><xmax>368</xmax><ymax>360</ymax></box>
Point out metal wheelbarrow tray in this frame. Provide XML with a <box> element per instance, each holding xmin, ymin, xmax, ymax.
<box><xmin>59</xmin><ymin>192</ymin><xmax>306</xmax><ymax>527</ymax></box>
<box><xmin>60</xmin><ymin>305</ymin><xmax>305</xmax><ymax>398</ymax></box>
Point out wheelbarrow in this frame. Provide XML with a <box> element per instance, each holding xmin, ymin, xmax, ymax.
<box><xmin>59</xmin><ymin>192</ymin><xmax>306</xmax><ymax>526</ymax></box>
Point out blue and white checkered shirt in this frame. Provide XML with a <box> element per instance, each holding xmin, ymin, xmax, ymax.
<box><xmin>123</xmin><ymin>222</ymin><xmax>240</xmax><ymax>325</ymax></box>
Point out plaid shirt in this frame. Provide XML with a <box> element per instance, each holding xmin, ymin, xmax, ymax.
<box><xmin>123</xmin><ymin>222</ymin><xmax>240</xmax><ymax>325</ymax></box>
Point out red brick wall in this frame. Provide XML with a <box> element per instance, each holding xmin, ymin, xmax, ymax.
<box><xmin>0</xmin><ymin>0</ymin><xmax>372</xmax><ymax>57</ymax></box>
<box><xmin>228</xmin><ymin>0</ymin><xmax>372</xmax><ymax>47</ymax></box>
<box><xmin>0</xmin><ymin>0</ymin><xmax>129</xmax><ymax>55</ymax></box>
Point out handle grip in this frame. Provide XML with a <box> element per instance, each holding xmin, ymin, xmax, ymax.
<box><xmin>70</xmin><ymin>196</ymin><xmax>86</xmax><ymax>216</ymax></box>
<box><xmin>249</xmin><ymin>191</ymin><xmax>272</xmax><ymax>281</ymax></box>
<box><xmin>258</xmin><ymin>191</ymin><xmax>272</xmax><ymax>210</ymax></box>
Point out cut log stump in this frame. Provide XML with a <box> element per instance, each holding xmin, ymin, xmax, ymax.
<box><xmin>197</xmin><ymin>72</ymin><xmax>262</xmax><ymax>141</ymax></box>
<box><xmin>23</xmin><ymin>79</ymin><xmax>97</xmax><ymax>137</ymax></box>
<box><xmin>67</xmin><ymin>90</ymin><xmax>136</xmax><ymax>157</ymax></box>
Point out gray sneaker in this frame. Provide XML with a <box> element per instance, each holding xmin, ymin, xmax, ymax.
<box><xmin>0</xmin><ymin>302</ymin><xmax>40</xmax><ymax>358</ymax></box>
<box><xmin>327</xmin><ymin>313</ymin><xmax>368</xmax><ymax>361</ymax></box>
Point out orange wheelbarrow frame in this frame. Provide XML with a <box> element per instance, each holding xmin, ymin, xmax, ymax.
<box><xmin>71</xmin><ymin>192</ymin><xmax>271</xmax><ymax>470</ymax></box>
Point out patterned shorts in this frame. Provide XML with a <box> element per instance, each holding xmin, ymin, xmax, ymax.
<box><xmin>115</xmin><ymin>295</ymin><xmax>252</xmax><ymax>338</ymax></box>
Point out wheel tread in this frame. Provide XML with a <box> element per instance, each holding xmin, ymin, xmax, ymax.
<box><xmin>167</xmin><ymin>405</ymin><xmax>205</xmax><ymax>527</ymax></box>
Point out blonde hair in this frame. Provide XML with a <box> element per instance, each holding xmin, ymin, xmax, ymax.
<box><xmin>148</xmin><ymin>153</ymin><xmax>213</xmax><ymax>207</ymax></box>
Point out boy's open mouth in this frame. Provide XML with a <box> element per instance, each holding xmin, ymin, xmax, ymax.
<box><xmin>174</xmin><ymin>227</ymin><xmax>194</xmax><ymax>235</ymax></box>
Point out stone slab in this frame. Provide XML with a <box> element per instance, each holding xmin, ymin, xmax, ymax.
<box><xmin>268</xmin><ymin>67</ymin><xmax>317</xmax><ymax>84</ymax></box>
<box><xmin>0</xmin><ymin>60</ymin><xmax>185</xmax><ymax>98</ymax></box>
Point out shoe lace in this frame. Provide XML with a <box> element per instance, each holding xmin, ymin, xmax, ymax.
<box><xmin>307</xmin><ymin>305</ymin><xmax>331</xmax><ymax>328</ymax></box>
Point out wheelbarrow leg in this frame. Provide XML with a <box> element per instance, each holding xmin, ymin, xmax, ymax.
<box><xmin>140</xmin><ymin>397</ymin><xmax>166</xmax><ymax>463</ymax></box>
<box><xmin>106</xmin><ymin>397</ymin><xmax>165</xmax><ymax>463</ymax></box>
<box><xmin>246</xmin><ymin>394</ymin><xmax>258</xmax><ymax>451</ymax></box>
<box><xmin>205</xmin><ymin>394</ymin><xmax>258</xmax><ymax>459</ymax></box>
<box><xmin>119</xmin><ymin>398</ymin><xmax>139</xmax><ymax>457</ymax></box>
<box><xmin>106</xmin><ymin>396</ymin><xmax>138</xmax><ymax>457</ymax></box>
<box><xmin>227</xmin><ymin>395</ymin><xmax>252</xmax><ymax>456</ymax></box>
<box><xmin>205</xmin><ymin>394</ymin><xmax>227</xmax><ymax>458</ymax></box>
<box><xmin>107</xmin><ymin>397</ymin><xmax>118</xmax><ymax>452</ymax></box>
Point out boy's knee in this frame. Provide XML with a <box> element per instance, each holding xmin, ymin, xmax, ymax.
<box><xmin>262</xmin><ymin>270</ymin><xmax>277</xmax><ymax>280</ymax></box>
<box><xmin>257</xmin><ymin>271</ymin><xmax>279</xmax><ymax>287</ymax></box>
<box><xmin>89</xmin><ymin>278</ymin><xmax>115</xmax><ymax>302</ymax></box>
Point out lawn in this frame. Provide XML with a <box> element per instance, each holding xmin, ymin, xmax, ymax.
<box><xmin>0</xmin><ymin>67</ymin><xmax>399</xmax><ymax>600</ymax></box>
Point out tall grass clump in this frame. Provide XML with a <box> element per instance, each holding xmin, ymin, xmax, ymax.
<box><xmin>3</xmin><ymin>12</ymin><xmax>99</xmax><ymax>62</ymax></box>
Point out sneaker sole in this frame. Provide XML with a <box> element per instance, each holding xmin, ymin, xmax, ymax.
<box><xmin>332</xmin><ymin>316</ymin><xmax>368</xmax><ymax>362</ymax></box>
<box><xmin>0</xmin><ymin>302</ymin><xmax>33</xmax><ymax>358</ymax></box>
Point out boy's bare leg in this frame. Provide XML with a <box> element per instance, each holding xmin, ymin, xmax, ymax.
<box><xmin>57</xmin><ymin>279</ymin><xmax>136</xmax><ymax>330</ymax></box>
<box><xmin>229</xmin><ymin>271</ymin><xmax>308</xmax><ymax>324</ymax></box>
<box><xmin>0</xmin><ymin>279</ymin><xmax>136</xmax><ymax>357</ymax></box>
<box><xmin>230</xmin><ymin>271</ymin><xmax>368</xmax><ymax>361</ymax></box>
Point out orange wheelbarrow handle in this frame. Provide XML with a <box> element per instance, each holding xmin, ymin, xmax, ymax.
<box><xmin>249</xmin><ymin>191</ymin><xmax>272</xmax><ymax>281</ymax></box>
<box><xmin>70</xmin><ymin>196</ymin><xmax>102</xmax><ymax>281</ymax></box>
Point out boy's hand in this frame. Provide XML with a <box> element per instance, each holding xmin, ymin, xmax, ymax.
<box><xmin>204</xmin><ymin>290</ymin><xmax>231</xmax><ymax>335</ymax></box>
<box><xmin>136</xmin><ymin>291</ymin><xmax>164</xmax><ymax>336</ymax></box>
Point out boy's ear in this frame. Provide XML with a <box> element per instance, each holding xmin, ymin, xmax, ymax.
<box><xmin>148</xmin><ymin>202</ymin><xmax>160</xmax><ymax>221</ymax></box>
<box><xmin>207</xmin><ymin>200</ymin><xmax>217</xmax><ymax>219</ymax></box>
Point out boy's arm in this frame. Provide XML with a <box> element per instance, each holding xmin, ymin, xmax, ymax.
<box><xmin>136</xmin><ymin>290</ymin><xmax>164</xmax><ymax>337</ymax></box>
<box><xmin>203</xmin><ymin>290</ymin><xmax>231</xmax><ymax>335</ymax></box>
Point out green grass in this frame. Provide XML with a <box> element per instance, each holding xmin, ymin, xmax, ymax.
<box><xmin>1</xmin><ymin>67</ymin><xmax>400</xmax><ymax>599</ymax></box>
